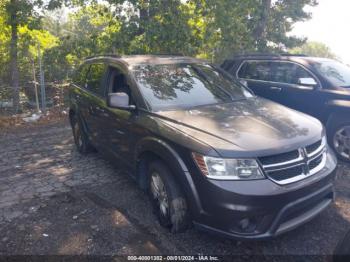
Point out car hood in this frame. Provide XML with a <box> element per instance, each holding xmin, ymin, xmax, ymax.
<box><xmin>155</xmin><ymin>97</ymin><xmax>324</xmax><ymax>157</ymax></box>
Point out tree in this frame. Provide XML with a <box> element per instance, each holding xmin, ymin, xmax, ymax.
<box><xmin>106</xmin><ymin>0</ymin><xmax>198</xmax><ymax>55</ymax></box>
<box><xmin>290</xmin><ymin>41</ymin><xmax>337</xmax><ymax>59</ymax></box>
<box><xmin>258</xmin><ymin>0</ymin><xmax>318</xmax><ymax>50</ymax></box>
<box><xmin>0</xmin><ymin>0</ymin><xmax>322</xmax><ymax>109</ymax></box>
<box><xmin>3</xmin><ymin>0</ymin><xmax>35</xmax><ymax>111</ymax></box>
<box><xmin>185</xmin><ymin>0</ymin><xmax>319</xmax><ymax>61</ymax></box>
<box><xmin>2</xmin><ymin>0</ymin><xmax>62</xmax><ymax>111</ymax></box>
<box><xmin>254</xmin><ymin>0</ymin><xmax>272</xmax><ymax>50</ymax></box>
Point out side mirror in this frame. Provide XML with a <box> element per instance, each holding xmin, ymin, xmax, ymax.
<box><xmin>107</xmin><ymin>92</ymin><xmax>135</xmax><ymax>110</ymax></box>
<box><xmin>298</xmin><ymin>77</ymin><xmax>317</xmax><ymax>87</ymax></box>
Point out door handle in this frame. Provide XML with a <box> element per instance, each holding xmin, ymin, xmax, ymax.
<box><xmin>270</xmin><ymin>86</ymin><xmax>282</xmax><ymax>92</ymax></box>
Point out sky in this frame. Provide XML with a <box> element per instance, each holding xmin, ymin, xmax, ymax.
<box><xmin>291</xmin><ymin>0</ymin><xmax>350</xmax><ymax>64</ymax></box>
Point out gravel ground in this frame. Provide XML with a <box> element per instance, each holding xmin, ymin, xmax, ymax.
<box><xmin>0</xmin><ymin>120</ymin><xmax>349</xmax><ymax>260</ymax></box>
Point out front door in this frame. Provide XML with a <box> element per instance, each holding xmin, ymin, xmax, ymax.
<box><xmin>96</xmin><ymin>65</ymin><xmax>138</xmax><ymax>167</ymax></box>
<box><xmin>80</xmin><ymin>63</ymin><xmax>108</xmax><ymax>145</ymax></box>
<box><xmin>270</xmin><ymin>61</ymin><xmax>322</xmax><ymax>117</ymax></box>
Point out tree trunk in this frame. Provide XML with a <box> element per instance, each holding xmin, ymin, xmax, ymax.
<box><xmin>9</xmin><ymin>0</ymin><xmax>20</xmax><ymax>112</ymax></box>
<box><xmin>254</xmin><ymin>0</ymin><xmax>272</xmax><ymax>51</ymax></box>
<box><xmin>138</xmin><ymin>0</ymin><xmax>149</xmax><ymax>35</ymax></box>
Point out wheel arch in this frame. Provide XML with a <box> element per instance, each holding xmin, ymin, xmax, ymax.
<box><xmin>325</xmin><ymin>100</ymin><xmax>350</xmax><ymax>125</ymax></box>
<box><xmin>135</xmin><ymin>137</ymin><xmax>203</xmax><ymax>217</ymax></box>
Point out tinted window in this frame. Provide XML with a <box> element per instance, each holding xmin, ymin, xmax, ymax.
<box><xmin>238</xmin><ymin>61</ymin><xmax>272</xmax><ymax>81</ymax></box>
<box><xmin>108</xmin><ymin>67</ymin><xmax>135</xmax><ymax>105</ymax></box>
<box><xmin>85</xmin><ymin>63</ymin><xmax>107</xmax><ymax>96</ymax></box>
<box><xmin>272</xmin><ymin>62</ymin><xmax>314</xmax><ymax>85</ymax></box>
<box><xmin>73</xmin><ymin>64</ymin><xmax>90</xmax><ymax>87</ymax></box>
<box><xmin>312</xmin><ymin>59</ymin><xmax>350</xmax><ymax>88</ymax></box>
<box><xmin>132</xmin><ymin>63</ymin><xmax>253</xmax><ymax>111</ymax></box>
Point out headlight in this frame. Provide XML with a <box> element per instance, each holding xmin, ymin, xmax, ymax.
<box><xmin>192</xmin><ymin>153</ymin><xmax>264</xmax><ymax>180</ymax></box>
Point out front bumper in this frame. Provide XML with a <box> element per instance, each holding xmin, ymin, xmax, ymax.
<box><xmin>190</xmin><ymin>149</ymin><xmax>337</xmax><ymax>240</ymax></box>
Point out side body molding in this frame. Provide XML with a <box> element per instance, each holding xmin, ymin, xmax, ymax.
<box><xmin>326</xmin><ymin>99</ymin><xmax>350</xmax><ymax>110</ymax></box>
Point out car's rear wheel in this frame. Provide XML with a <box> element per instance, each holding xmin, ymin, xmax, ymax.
<box><xmin>328</xmin><ymin>116</ymin><xmax>350</xmax><ymax>162</ymax></box>
<box><xmin>71</xmin><ymin>116</ymin><xmax>94</xmax><ymax>154</ymax></box>
<box><xmin>148</xmin><ymin>160</ymin><xmax>190</xmax><ymax>233</ymax></box>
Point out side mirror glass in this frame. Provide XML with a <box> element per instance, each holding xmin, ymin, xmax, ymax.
<box><xmin>107</xmin><ymin>92</ymin><xmax>135</xmax><ymax>110</ymax></box>
<box><xmin>298</xmin><ymin>77</ymin><xmax>317</xmax><ymax>87</ymax></box>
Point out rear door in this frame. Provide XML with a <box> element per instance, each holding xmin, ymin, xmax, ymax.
<box><xmin>237</xmin><ymin>60</ymin><xmax>285</xmax><ymax>103</ymax></box>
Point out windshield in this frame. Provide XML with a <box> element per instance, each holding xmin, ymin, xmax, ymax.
<box><xmin>312</xmin><ymin>60</ymin><xmax>350</xmax><ymax>88</ymax></box>
<box><xmin>132</xmin><ymin>63</ymin><xmax>253</xmax><ymax>111</ymax></box>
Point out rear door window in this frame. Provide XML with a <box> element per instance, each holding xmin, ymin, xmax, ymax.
<box><xmin>238</xmin><ymin>61</ymin><xmax>273</xmax><ymax>82</ymax></box>
<box><xmin>85</xmin><ymin>63</ymin><xmax>107</xmax><ymax>96</ymax></box>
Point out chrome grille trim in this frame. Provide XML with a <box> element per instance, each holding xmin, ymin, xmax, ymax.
<box><xmin>306</xmin><ymin>138</ymin><xmax>326</xmax><ymax>158</ymax></box>
<box><xmin>309</xmin><ymin>151</ymin><xmax>327</xmax><ymax>176</ymax></box>
<box><xmin>262</xmin><ymin>152</ymin><xmax>303</xmax><ymax>170</ymax></box>
<box><xmin>259</xmin><ymin>139</ymin><xmax>327</xmax><ymax>185</ymax></box>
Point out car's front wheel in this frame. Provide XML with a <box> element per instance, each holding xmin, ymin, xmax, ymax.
<box><xmin>148</xmin><ymin>160</ymin><xmax>190</xmax><ymax>233</ymax></box>
<box><xmin>71</xmin><ymin>115</ymin><xmax>95</xmax><ymax>154</ymax></box>
<box><xmin>328</xmin><ymin>116</ymin><xmax>350</xmax><ymax>162</ymax></box>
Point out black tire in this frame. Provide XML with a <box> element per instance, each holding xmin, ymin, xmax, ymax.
<box><xmin>70</xmin><ymin>115</ymin><xmax>95</xmax><ymax>154</ymax></box>
<box><xmin>148</xmin><ymin>160</ymin><xmax>191</xmax><ymax>233</ymax></box>
<box><xmin>327</xmin><ymin>115</ymin><xmax>350</xmax><ymax>162</ymax></box>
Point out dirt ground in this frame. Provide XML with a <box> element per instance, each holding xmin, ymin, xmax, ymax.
<box><xmin>0</xmin><ymin>120</ymin><xmax>350</xmax><ymax>260</ymax></box>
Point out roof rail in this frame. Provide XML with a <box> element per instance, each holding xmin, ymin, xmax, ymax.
<box><xmin>129</xmin><ymin>52</ymin><xmax>187</xmax><ymax>56</ymax></box>
<box><xmin>279</xmin><ymin>53</ymin><xmax>308</xmax><ymax>57</ymax></box>
<box><xmin>84</xmin><ymin>54</ymin><xmax>121</xmax><ymax>60</ymax></box>
<box><xmin>230</xmin><ymin>52</ymin><xmax>308</xmax><ymax>58</ymax></box>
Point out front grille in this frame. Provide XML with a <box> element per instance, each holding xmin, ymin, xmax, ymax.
<box><xmin>268</xmin><ymin>165</ymin><xmax>303</xmax><ymax>182</ymax></box>
<box><xmin>309</xmin><ymin>154</ymin><xmax>324</xmax><ymax>171</ymax></box>
<box><xmin>259</xmin><ymin>139</ymin><xmax>326</xmax><ymax>185</ymax></box>
<box><xmin>306</xmin><ymin>140</ymin><xmax>322</xmax><ymax>154</ymax></box>
<box><xmin>259</xmin><ymin>150</ymin><xmax>299</xmax><ymax>166</ymax></box>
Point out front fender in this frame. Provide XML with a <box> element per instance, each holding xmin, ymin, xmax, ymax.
<box><xmin>135</xmin><ymin>136</ymin><xmax>204</xmax><ymax>217</ymax></box>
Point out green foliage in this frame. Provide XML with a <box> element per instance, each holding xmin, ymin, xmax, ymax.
<box><xmin>0</xmin><ymin>8</ymin><xmax>58</xmax><ymax>85</ymax></box>
<box><xmin>0</xmin><ymin>0</ymin><xmax>320</xmax><ymax>91</ymax></box>
<box><xmin>290</xmin><ymin>41</ymin><xmax>337</xmax><ymax>59</ymax></box>
<box><xmin>0</xmin><ymin>14</ymin><xmax>10</xmax><ymax>84</ymax></box>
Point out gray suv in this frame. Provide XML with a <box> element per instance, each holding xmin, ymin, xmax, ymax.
<box><xmin>69</xmin><ymin>55</ymin><xmax>337</xmax><ymax>239</ymax></box>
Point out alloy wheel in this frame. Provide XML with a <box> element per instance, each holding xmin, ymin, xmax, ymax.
<box><xmin>333</xmin><ymin>125</ymin><xmax>350</xmax><ymax>160</ymax></box>
<box><xmin>150</xmin><ymin>172</ymin><xmax>169</xmax><ymax>219</ymax></box>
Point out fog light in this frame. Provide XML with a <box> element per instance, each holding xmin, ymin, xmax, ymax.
<box><xmin>237</xmin><ymin>217</ymin><xmax>257</xmax><ymax>233</ymax></box>
<box><xmin>239</xmin><ymin>218</ymin><xmax>250</xmax><ymax>230</ymax></box>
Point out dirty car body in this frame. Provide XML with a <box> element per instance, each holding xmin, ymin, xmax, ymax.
<box><xmin>69</xmin><ymin>55</ymin><xmax>337</xmax><ymax>240</ymax></box>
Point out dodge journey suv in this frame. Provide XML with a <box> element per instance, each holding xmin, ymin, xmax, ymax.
<box><xmin>221</xmin><ymin>54</ymin><xmax>350</xmax><ymax>162</ymax></box>
<box><xmin>69</xmin><ymin>55</ymin><xmax>337</xmax><ymax>239</ymax></box>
